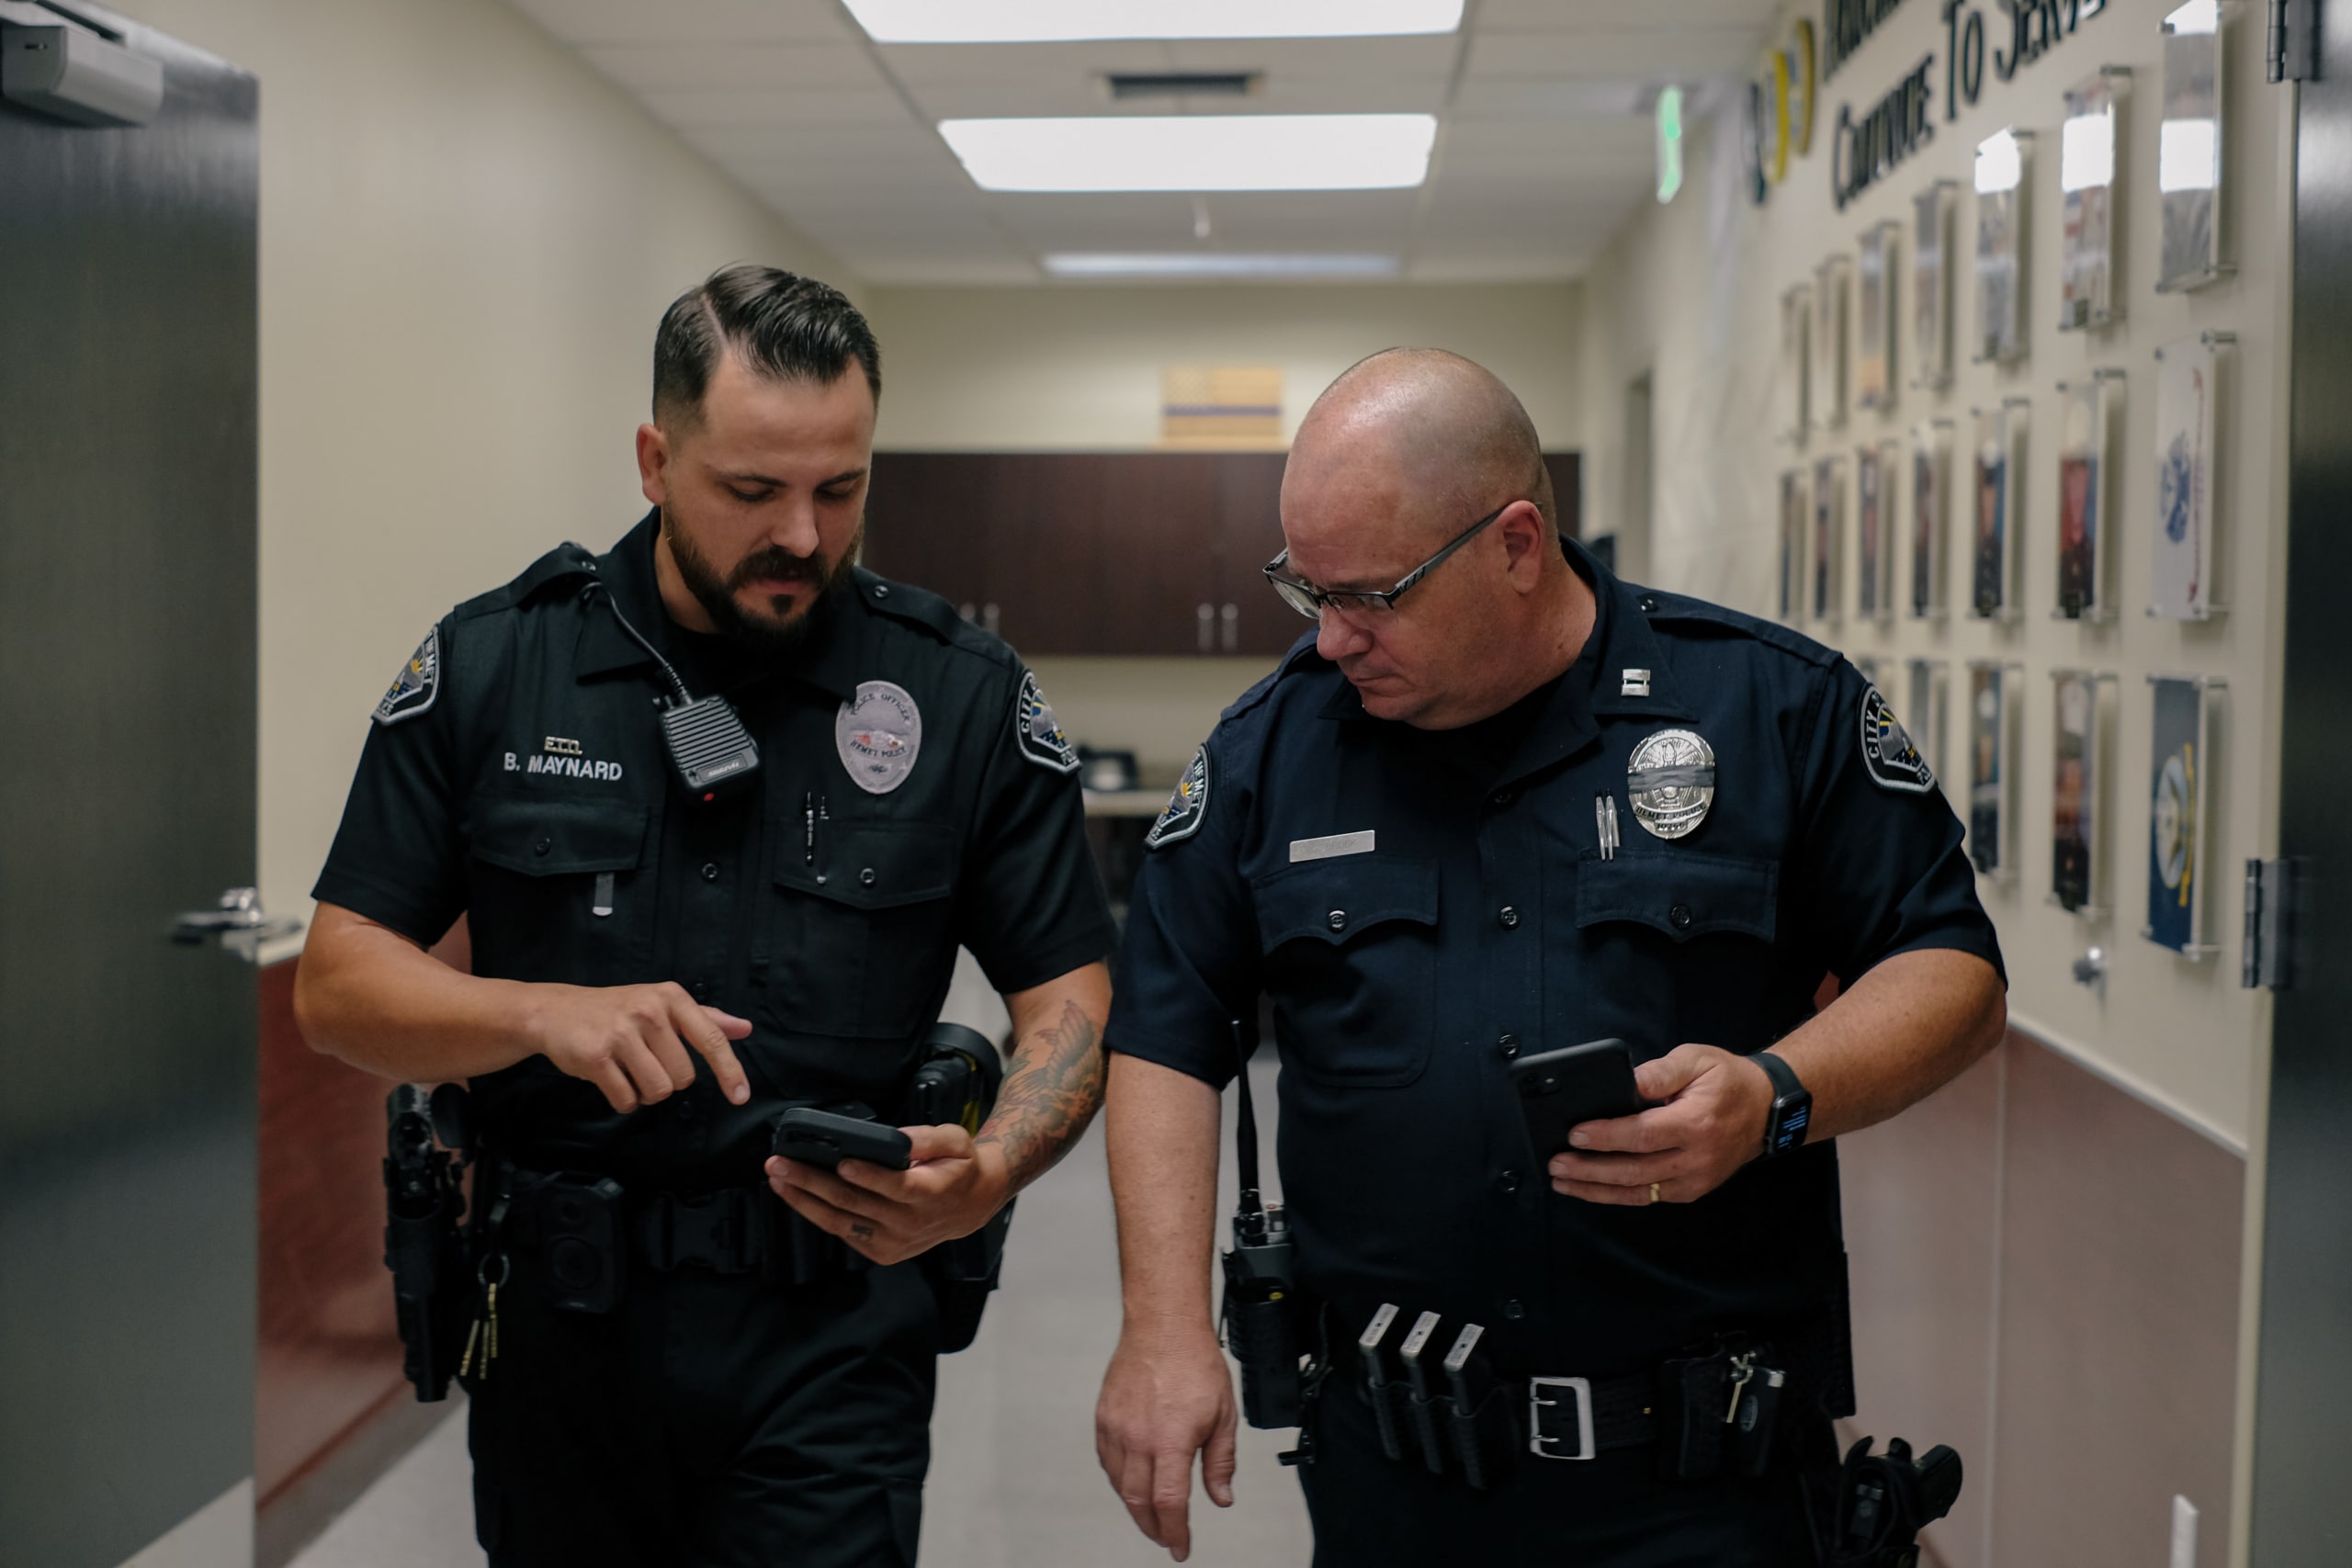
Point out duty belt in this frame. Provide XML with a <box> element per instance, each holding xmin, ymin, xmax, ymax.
<box><xmin>501</xmin><ymin>1168</ymin><xmax>865</xmax><ymax>1284</ymax></box>
<box><xmin>1345</xmin><ymin>1303</ymin><xmax>1798</xmax><ymax>1489</ymax></box>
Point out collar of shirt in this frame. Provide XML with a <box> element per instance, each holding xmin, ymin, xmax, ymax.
<box><xmin>571</xmin><ymin>509</ymin><xmax>866</xmax><ymax>703</ymax></box>
<box><xmin>1315</xmin><ymin>535</ymin><xmax>1696</xmax><ymax>792</ymax></box>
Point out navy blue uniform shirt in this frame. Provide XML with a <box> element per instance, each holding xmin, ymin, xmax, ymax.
<box><xmin>315</xmin><ymin>513</ymin><xmax>1116</xmax><ymax>1191</ymax></box>
<box><xmin>1109</xmin><ymin>538</ymin><xmax>2003</xmax><ymax>1379</ymax></box>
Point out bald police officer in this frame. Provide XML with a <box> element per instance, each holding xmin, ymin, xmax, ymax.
<box><xmin>299</xmin><ymin>266</ymin><xmax>1116</xmax><ymax>1566</ymax></box>
<box><xmin>1093</xmin><ymin>349</ymin><xmax>2007</xmax><ymax>1565</ymax></box>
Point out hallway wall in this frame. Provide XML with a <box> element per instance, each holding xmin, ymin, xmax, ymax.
<box><xmin>119</xmin><ymin>0</ymin><xmax>854</xmax><ymax>942</ymax></box>
<box><xmin>1574</xmin><ymin>2</ymin><xmax>2294</xmax><ymax>1563</ymax></box>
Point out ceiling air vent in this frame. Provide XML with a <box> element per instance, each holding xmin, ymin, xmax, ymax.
<box><xmin>1104</xmin><ymin>72</ymin><xmax>1262</xmax><ymax>100</ymax></box>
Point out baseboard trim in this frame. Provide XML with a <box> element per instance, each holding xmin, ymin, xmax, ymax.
<box><xmin>255</xmin><ymin>1391</ymin><xmax>463</xmax><ymax>1568</ymax></box>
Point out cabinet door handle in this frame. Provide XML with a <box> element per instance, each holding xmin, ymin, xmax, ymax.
<box><xmin>1219</xmin><ymin>603</ymin><xmax>1238</xmax><ymax>652</ymax></box>
<box><xmin>983</xmin><ymin>603</ymin><xmax>1001</xmax><ymax>637</ymax></box>
<box><xmin>1197</xmin><ymin>603</ymin><xmax>1214</xmax><ymax>653</ymax></box>
<box><xmin>959</xmin><ymin>602</ymin><xmax>977</xmax><ymax>623</ymax></box>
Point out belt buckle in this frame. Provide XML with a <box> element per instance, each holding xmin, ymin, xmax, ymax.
<box><xmin>1528</xmin><ymin>1374</ymin><xmax>1596</xmax><ymax>1461</ymax></box>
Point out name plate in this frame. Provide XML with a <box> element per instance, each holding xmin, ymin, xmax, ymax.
<box><xmin>1289</xmin><ymin>830</ymin><xmax>1376</xmax><ymax>863</ymax></box>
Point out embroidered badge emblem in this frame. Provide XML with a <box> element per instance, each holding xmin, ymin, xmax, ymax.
<box><xmin>373</xmin><ymin>627</ymin><xmax>440</xmax><ymax>727</ymax></box>
<box><xmin>1014</xmin><ymin>671</ymin><xmax>1080</xmax><ymax>774</ymax></box>
<box><xmin>836</xmin><ymin>681</ymin><xmax>922</xmax><ymax>795</ymax></box>
<box><xmin>1860</xmin><ymin>685</ymin><xmax>1935</xmax><ymax>794</ymax></box>
<box><xmin>1147</xmin><ymin>745</ymin><xmax>1212</xmax><ymax>850</ymax></box>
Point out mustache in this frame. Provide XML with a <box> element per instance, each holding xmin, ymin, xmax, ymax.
<box><xmin>729</xmin><ymin>547</ymin><xmax>825</xmax><ymax>590</ymax></box>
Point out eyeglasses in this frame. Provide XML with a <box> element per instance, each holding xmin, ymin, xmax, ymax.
<box><xmin>1261</xmin><ymin>502</ymin><xmax>1511</xmax><ymax>621</ymax></box>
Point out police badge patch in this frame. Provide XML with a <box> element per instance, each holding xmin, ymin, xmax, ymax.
<box><xmin>1146</xmin><ymin>746</ymin><xmax>1211</xmax><ymax>850</ymax></box>
<box><xmin>836</xmin><ymin>681</ymin><xmax>923</xmax><ymax>795</ymax></box>
<box><xmin>1626</xmin><ymin>728</ymin><xmax>1717</xmax><ymax>840</ymax></box>
<box><xmin>1014</xmin><ymin>671</ymin><xmax>1080</xmax><ymax>774</ymax></box>
<box><xmin>1860</xmin><ymin>685</ymin><xmax>1935</xmax><ymax>794</ymax></box>
<box><xmin>372</xmin><ymin>627</ymin><xmax>440</xmax><ymax>727</ymax></box>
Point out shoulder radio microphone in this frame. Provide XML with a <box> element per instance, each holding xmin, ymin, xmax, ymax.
<box><xmin>588</xmin><ymin>585</ymin><xmax>760</xmax><ymax>805</ymax></box>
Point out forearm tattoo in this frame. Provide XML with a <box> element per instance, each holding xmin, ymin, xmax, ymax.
<box><xmin>978</xmin><ymin>998</ymin><xmax>1105</xmax><ymax>1192</ymax></box>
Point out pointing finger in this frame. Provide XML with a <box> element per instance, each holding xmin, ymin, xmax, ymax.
<box><xmin>701</xmin><ymin>1005</ymin><xmax>753</xmax><ymax>1040</ymax></box>
<box><xmin>672</xmin><ymin>995</ymin><xmax>751</xmax><ymax>1104</ymax></box>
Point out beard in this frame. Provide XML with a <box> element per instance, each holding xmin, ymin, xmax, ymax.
<box><xmin>662</xmin><ymin>508</ymin><xmax>864</xmax><ymax>664</ymax></box>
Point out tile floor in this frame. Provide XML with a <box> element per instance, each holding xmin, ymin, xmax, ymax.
<box><xmin>290</xmin><ymin>1056</ymin><xmax>1310</xmax><ymax>1568</ymax></box>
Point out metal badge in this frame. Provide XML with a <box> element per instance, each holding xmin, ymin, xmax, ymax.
<box><xmin>1621</xmin><ymin>668</ymin><xmax>1653</xmax><ymax>698</ymax></box>
<box><xmin>1626</xmin><ymin>728</ymin><xmax>1717</xmax><ymax>840</ymax></box>
<box><xmin>836</xmin><ymin>680</ymin><xmax>922</xmax><ymax>795</ymax></box>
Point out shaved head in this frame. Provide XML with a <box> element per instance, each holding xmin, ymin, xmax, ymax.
<box><xmin>1290</xmin><ymin>348</ymin><xmax>1555</xmax><ymax>544</ymax></box>
<box><xmin>1277</xmin><ymin>348</ymin><xmax>1589</xmax><ymax>729</ymax></box>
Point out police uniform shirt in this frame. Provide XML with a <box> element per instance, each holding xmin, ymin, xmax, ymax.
<box><xmin>1109</xmin><ymin>536</ymin><xmax>2005</xmax><ymax>1376</ymax></box>
<box><xmin>314</xmin><ymin>512</ymin><xmax>1116</xmax><ymax>1190</ymax></box>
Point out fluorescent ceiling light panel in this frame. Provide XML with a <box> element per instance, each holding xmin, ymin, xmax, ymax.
<box><xmin>1045</xmin><ymin>253</ymin><xmax>1400</xmax><ymax>276</ymax></box>
<box><xmin>845</xmin><ymin>0</ymin><xmax>1463</xmax><ymax>42</ymax></box>
<box><xmin>942</xmin><ymin>114</ymin><xmax>1437</xmax><ymax>192</ymax></box>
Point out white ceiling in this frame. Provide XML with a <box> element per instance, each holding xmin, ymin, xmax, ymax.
<box><xmin>506</xmin><ymin>0</ymin><xmax>1783</xmax><ymax>285</ymax></box>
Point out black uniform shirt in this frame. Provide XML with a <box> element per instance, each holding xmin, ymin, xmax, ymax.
<box><xmin>1109</xmin><ymin>537</ymin><xmax>2005</xmax><ymax>1375</ymax></box>
<box><xmin>316</xmin><ymin>512</ymin><xmax>1116</xmax><ymax>1190</ymax></box>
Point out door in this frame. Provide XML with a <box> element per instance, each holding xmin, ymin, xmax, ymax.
<box><xmin>0</xmin><ymin>14</ymin><xmax>261</xmax><ymax>1568</ymax></box>
<box><xmin>2252</xmin><ymin>17</ymin><xmax>2352</xmax><ymax>1561</ymax></box>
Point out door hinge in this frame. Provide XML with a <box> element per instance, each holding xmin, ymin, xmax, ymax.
<box><xmin>2242</xmin><ymin>858</ymin><xmax>2297</xmax><ymax>990</ymax></box>
<box><xmin>2268</xmin><ymin>0</ymin><xmax>2319</xmax><ymax>84</ymax></box>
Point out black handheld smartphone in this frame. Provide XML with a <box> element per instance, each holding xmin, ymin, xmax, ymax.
<box><xmin>1510</xmin><ymin>1038</ymin><xmax>1648</xmax><ymax>1164</ymax></box>
<box><xmin>771</xmin><ymin>1108</ymin><xmax>914</xmax><ymax>1171</ymax></box>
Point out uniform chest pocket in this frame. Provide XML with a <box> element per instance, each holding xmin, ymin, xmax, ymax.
<box><xmin>1251</xmin><ymin>855</ymin><xmax>1439</xmax><ymax>1089</ymax></box>
<box><xmin>1573</xmin><ymin>851</ymin><xmax>1779</xmax><ymax>942</ymax></box>
<box><xmin>465</xmin><ymin>795</ymin><xmax>651</xmax><ymax>982</ymax></box>
<box><xmin>760</xmin><ymin>821</ymin><xmax>960</xmax><ymax>1041</ymax></box>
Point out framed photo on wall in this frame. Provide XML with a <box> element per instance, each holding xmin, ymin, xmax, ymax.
<box><xmin>1813</xmin><ymin>454</ymin><xmax>1845</xmax><ymax>622</ymax></box>
<box><xmin>1907</xmin><ymin>658</ymin><xmax>1951</xmax><ymax>788</ymax></box>
<box><xmin>2060</xmin><ymin>70</ymin><xmax>2131</xmax><ymax>331</ymax></box>
<box><xmin>2158</xmin><ymin>0</ymin><xmax>2228</xmax><ymax>292</ymax></box>
<box><xmin>2050</xmin><ymin>669</ymin><xmax>2115</xmax><ymax>915</ymax></box>
<box><xmin>1857</xmin><ymin>442</ymin><xmax>1897</xmax><ymax>621</ymax></box>
<box><xmin>1973</xmin><ymin>130</ymin><xmax>2033</xmax><ymax>365</ymax></box>
<box><xmin>1966</xmin><ymin>660</ymin><xmax>2018</xmax><ymax>879</ymax></box>
<box><xmin>2145</xmin><ymin>673</ymin><xmax>2224</xmax><ymax>955</ymax></box>
<box><xmin>1779</xmin><ymin>468</ymin><xmax>1810</xmax><ymax>622</ymax></box>
<box><xmin>2152</xmin><ymin>333</ymin><xmax>2231</xmax><ymax>619</ymax></box>
<box><xmin>1814</xmin><ymin>255</ymin><xmax>1851</xmax><ymax>433</ymax></box>
<box><xmin>1911</xmin><ymin>420</ymin><xmax>1953</xmax><ymax>619</ymax></box>
<box><xmin>1780</xmin><ymin>285</ymin><xmax>1813</xmax><ymax>442</ymax></box>
<box><xmin>1970</xmin><ymin>400</ymin><xmax>2028</xmax><ymax>620</ymax></box>
<box><xmin>2056</xmin><ymin>370</ymin><xmax>2123</xmax><ymax>620</ymax></box>
<box><xmin>1857</xmin><ymin>221</ymin><xmax>1899</xmax><ymax>411</ymax></box>
<box><xmin>1913</xmin><ymin>180</ymin><xmax>1959</xmax><ymax>390</ymax></box>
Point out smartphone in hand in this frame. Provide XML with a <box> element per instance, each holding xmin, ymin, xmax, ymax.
<box><xmin>771</xmin><ymin>1107</ymin><xmax>913</xmax><ymax>1171</ymax></box>
<box><xmin>1510</xmin><ymin>1038</ymin><xmax>1648</xmax><ymax>1165</ymax></box>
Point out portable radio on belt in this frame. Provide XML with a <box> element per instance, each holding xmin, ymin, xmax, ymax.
<box><xmin>589</xmin><ymin>585</ymin><xmax>760</xmax><ymax>805</ymax></box>
<box><xmin>1220</xmin><ymin>1017</ymin><xmax>1306</xmax><ymax>1429</ymax></box>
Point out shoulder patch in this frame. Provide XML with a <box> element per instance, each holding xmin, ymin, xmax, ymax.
<box><xmin>1146</xmin><ymin>746</ymin><xmax>1212</xmax><ymax>850</ymax></box>
<box><xmin>1860</xmin><ymin>684</ymin><xmax>1935</xmax><ymax>793</ymax></box>
<box><xmin>1014</xmin><ymin>671</ymin><xmax>1080</xmax><ymax>774</ymax></box>
<box><xmin>373</xmin><ymin>626</ymin><xmax>441</xmax><ymax>727</ymax></box>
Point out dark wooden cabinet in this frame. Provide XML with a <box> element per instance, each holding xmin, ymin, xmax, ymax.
<box><xmin>863</xmin><ymin>449</ymin><xmax>1579</xmax><ymax>659</ymax></box>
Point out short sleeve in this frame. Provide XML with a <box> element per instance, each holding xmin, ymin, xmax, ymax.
<box><xmin>310</xmin><ymin>620</ymin><xmax>469</xmax><ymax>946</ymax></box>
<box><xmin>1784</xmin><ymin>660</ymin><xmax>2007</xmax><ymax>989</ymax></box>
<box><xmin>1104</xmin><ymin>738</ymin><xmax>1260</xmax><ymax>1089</ymax></box>
<box><xmin>953</xmin><ymin>668</ymin><xmax>1119</xmax><ymax>997</ymax></box>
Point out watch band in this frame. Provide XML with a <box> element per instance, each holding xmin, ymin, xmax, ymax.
<box><xmin>1754</xmin><ymin>1050</ymin><xmax>1812</xmax><ymax>1158</ymax></box>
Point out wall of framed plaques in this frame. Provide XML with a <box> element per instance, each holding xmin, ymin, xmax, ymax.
<box><xmin>1572</xmin><ymin>0</ymin><xmax>2292</xmax><ymax>1161</ymax></box>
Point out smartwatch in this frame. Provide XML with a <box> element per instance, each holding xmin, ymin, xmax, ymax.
<box><xmin>1753</xmin><ymin>1050</ymin><xmax>1813</xmax><ymax>1159</ymax></box>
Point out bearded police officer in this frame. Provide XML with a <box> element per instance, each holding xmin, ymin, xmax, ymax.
<box><xmin>298</xmin><ymin>265</ymin><xmax>1115</xmax><ymax>1566</ymax></box>
<box><xmin>1092</xmin><ymin>349</ymin><xmax>2007</xmax><ymax>1565</ymax></box>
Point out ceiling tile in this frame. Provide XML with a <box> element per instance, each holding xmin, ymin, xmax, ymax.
<box><xmin>508</xmin><ymin>0</ymin><xmax>856</xmax><ymax>47</ymax></box>
<box><xmin>675</xmin><ymin>122</ymin><xmax>946</xmax><ymax>165</ymax></box>
<box><xmin>1477</xmin><ymin>0</ymin><xmax>1781</xmax><ymax>29</ymax></box>
<box><xmin>1464</xmin><ymin>28</ymin><xmax>1763</xmax><ymax>80</ymax></box>
<box><xmin>641</xmin><ymin>85</ymin><xmax>911</xmax><ymax>129</ymax></box>
<box><xmin>578</xmin><ymin>43</ymin><xmax>883</xmax><ymax>93</ymax></box>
